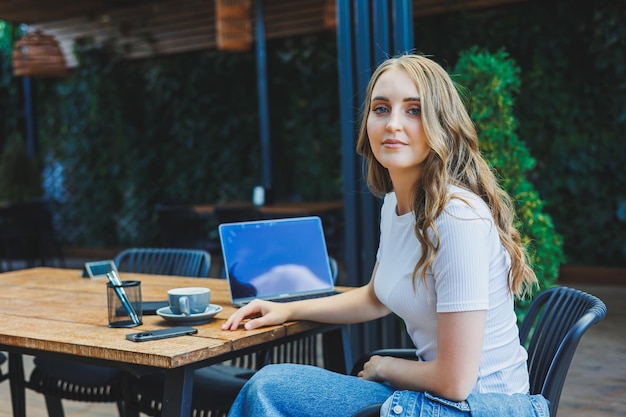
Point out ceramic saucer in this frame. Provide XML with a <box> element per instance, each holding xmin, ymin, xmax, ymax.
<box><xmin>156</xmin><ymin>304</ymin><xmax>222</xmax><ymax>325</ymax></box>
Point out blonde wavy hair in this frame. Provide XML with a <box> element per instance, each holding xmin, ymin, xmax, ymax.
<box><xmin>356</xmin><ymin>54</ymin><xmax>537</xmax><ymax>299</ymax></box>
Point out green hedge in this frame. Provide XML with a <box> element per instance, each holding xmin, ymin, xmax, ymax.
<box><xmin>0</xmin><ymin>21</ymin><xmax>22</xmax><ymax>150</ymax></box>
<box><xmin>34</xmin><ymin>35</ymin><xmax>340</xmax><ymax>246</ymax></box>
<box><xmin>411</xmin><ymin>0</ymin><xmax>626</xmax><ymax>267</ymax></box>
<box><xmin>453</xmin><ymin>47</ymin><xmax>564</xmax><ymax>306</ymax></box>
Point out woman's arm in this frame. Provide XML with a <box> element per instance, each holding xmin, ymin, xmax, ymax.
<box><xmin>222</xmin><ymin>262</ymin><xmax>391</xmax><ymax>331</ymax></box>
<box><xmin>359</xmin><ymin>309</ymin><xmax>486</xmax><ymax>401</ymax></box>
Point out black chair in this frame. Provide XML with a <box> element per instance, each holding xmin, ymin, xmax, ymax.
<box><xmin>349</xmin><ymin>286</ymin><xmax>607</xmax><ymax>417</ymax></box>
<box><xmin>25</xmin><ymin>248</ymin><xmax>213</xmax><ymax>417</ymax></box>
<box><xmin>0</xmin><ymin>198</ymin><xmax>65</xmax><ymax>272</ymax></box>
<box><xmin>114</xmin><ymin>247</ymin><xmax>211</xmax><ymax>278</ymax></box>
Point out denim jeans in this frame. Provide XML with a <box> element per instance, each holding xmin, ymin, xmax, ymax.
<box><xmin>227</xmin><ymin>364</ymin><xmax>395</xmax><ymax>417</ymax></box>
<box><xmin>381</xmin><ymin>391</ymin><xmax>550</xmax><ymax>417</ymax></box>
<box><xmin>227</xmin><ymin>364</ymin><xmax>550</xmax><ymax>417</ymax></box>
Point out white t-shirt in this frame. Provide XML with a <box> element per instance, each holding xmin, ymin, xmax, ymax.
<box><xmin>373</xmin><ymin>186</ymin><xmax>530</xmax><ymax>395</ymax></box>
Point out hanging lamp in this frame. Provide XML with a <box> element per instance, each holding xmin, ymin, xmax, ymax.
<box><xmin>215</xmin><ymin>0</ymin><xmax>253</xmax><ymax>52</ymax></box>
<box><xmin>12</xmin><ymin>31</ymin><xmax>67</xmax><ymax>78</ymax></box>
<box><xmin>324</xmin><ymin>0</ymin><xmax>336</xmax><ymax>30</ymax></box>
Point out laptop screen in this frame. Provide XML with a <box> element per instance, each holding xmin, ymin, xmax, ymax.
<box><xmin>218</xmin><ymin>216</ymin><xmax>334</xmax><ymax>304</ymax></box>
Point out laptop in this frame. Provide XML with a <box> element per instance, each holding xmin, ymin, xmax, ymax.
<box><xmin>218</xmin><ymin>216</ymin><xmax>338</xmax><ymax>307</ymax></box>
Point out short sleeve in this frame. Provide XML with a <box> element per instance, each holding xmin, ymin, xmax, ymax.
<box><xmin>431</xmin><ymin>200</ymin><xmax>495</xmax><ymax>313</ymax></box>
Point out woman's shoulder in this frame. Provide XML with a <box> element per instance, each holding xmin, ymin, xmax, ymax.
<box><xmin>443</xmin><ymin>185</ymin><xmax>491</xmax><ymax>220</ymax></box>
<box><xmin>383</xmin><ymin>191</ymin><xmax>396</xmax><ymax>203</ymax></box>
<box><xmin>381</xmin><ymin>192</ymin><xmax>397</xmax><ymax>214</ymax></box>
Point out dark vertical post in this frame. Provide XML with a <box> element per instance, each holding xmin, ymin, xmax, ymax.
<box><xmin>337</xmin><ymin>0</ymin><xmax>358</xmax><ymax>289</ymax></box>
<box><xmin>393</xmin><ymin>0</ymin><xmax>413</xmax><ymax>53</ymax></box>
<box><xmin>23</xmin><ymin>76</ymin><xmax>36</xmax><ymax>158</ymax></box>
<box><xmin>337</xmin><ymin>0</ymin><xmax>414</xmax><ymax>361</ymax></box>
<box><xmin>256</xmin><ymin>0</ymin><xmax>272</xmax><ymax>195</ymax></box>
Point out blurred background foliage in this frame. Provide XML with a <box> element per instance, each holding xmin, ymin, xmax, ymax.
<box><xmin>0</xmin><ymin>0</ymin><xmax>624</xmax><ymax>268</ymax></box>
<box><xmin>453</xmin><ymin>47</ymin><xmax>564</xmax><ymax>308</ymax></box>
<box><xmin>411</xmin><ymin>0</ymin><xmax>626</xmax><ymax>267</ymax></box>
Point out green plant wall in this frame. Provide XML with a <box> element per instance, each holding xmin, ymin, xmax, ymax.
<box><xmin>0</xmin><ymin>21</ymin><xmax>22</xmax><ymax>155</ymax></box>
<box><xmin>452</xmin><ymin>47</ymin><xmax>564</xmax><ymax>299</ymax></box>
<box><xmin>411</xmin><ymin>0</ymin><xmax>626</xmax><ymax>267</ymax></box>
<box><xmin>36</xmin><ymin>34</ymin><xmax>341</xmax><ymax>247</ymax></box>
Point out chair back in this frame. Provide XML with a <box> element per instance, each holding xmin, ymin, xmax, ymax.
<box><xmin>519</xmin><ymin>286</ymin><xmax>607</xmax><ymax>415</ymax></box>
<box><xmin>114</xmin><ymin>247</ymin><xmax>211</xmax><ymax>278</ymax></box>
<box><xmin>0</xmin><ymin>198</ymin><xmax>65</xmax><ymax>270</ymax></box>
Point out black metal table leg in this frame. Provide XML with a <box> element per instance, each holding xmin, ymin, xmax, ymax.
<box><xmin>161</xmin><ymin>366</ymin><xmax>195</xmax><ymax>417</ymax></box>
<box><xmin>8</xmin><ymin>353</ymin><xmax>26</xmax><ymax>417</ymax></box>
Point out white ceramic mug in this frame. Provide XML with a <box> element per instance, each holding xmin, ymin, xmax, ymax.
<box><xmin>167</xmin><ymin>287</ymin><xmax>210</xmax><ymax>315</ymax></box>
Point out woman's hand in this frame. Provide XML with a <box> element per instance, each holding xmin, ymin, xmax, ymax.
<box><xmin>357</xmin><ymin>355</ymin><xmax>390</xmax><ymax>382</ymax></box>
<box><xmin>221</xmin><ymin>299</ymin><xmax>291</xmax><ymax>331</ymax></box>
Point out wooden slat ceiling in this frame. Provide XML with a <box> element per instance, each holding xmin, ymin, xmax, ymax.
<box><xmin>1</xmin><ymin>0</ymin><xmax>527</xmax><ymax>68</ymax></box>
<box><xmin>0</xmin><ymin>0</ymin><xmax>157</xmax><ymax>24</ymax></box>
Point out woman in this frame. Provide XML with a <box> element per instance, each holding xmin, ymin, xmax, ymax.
<box><xmin>222</xmin><ymin>54</ymin><xmax>549</xmax><ymax>417</ymax></box>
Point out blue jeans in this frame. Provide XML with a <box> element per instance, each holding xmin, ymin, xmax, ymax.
<box><xmin>227</xmin><ymin>364</ymin><xmax>394</xmax><ymax>416</ymax></box>
<box><xmin>381</xmin><ymin>391</ymin><xmax>550</xmax><ymax>417</ymax></box>
<box><xmin>227</xmin><ymin>364</ymin><xmax>550</xmax><ymax>417</ymax></box>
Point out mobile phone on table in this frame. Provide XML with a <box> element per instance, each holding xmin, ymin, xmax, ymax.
<box><xmin>126</xmin><ymin>326</ymin><xmax>198</xmax><ymax>342</ymax></box>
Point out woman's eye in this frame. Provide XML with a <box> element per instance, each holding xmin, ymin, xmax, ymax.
<box><xmin>372</xmin><ymin>105</ymin><xmax>389</xmax><ymax>114</ymax></box>
<box><xmin>408</xmin><ymin>107</ymin><xmax>421</xmax><ymax>116</ymax></box>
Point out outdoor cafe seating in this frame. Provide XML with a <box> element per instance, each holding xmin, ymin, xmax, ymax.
<box><xmin>25</xmin><ymin>248</ymin><xmax>216</xmax><ymax>417</ymax></box>
<box><xmin>22</xmin><ymin>246</ymin><xmax>342</xmax><ymax>417</ymax></box>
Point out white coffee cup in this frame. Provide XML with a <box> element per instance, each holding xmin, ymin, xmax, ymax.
<box><xmin>167</xmin><ymin>287</ymin><xmax>210</xmax><ymax>315</ymax></box>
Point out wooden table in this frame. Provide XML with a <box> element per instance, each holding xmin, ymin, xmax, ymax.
<box><xmin>192</xmin><ymin>200</ymin><xmax>344</xmax><ymax>216</ymax></box>
<box><xmin>0</xmin><ymin>267</ymin><xmax>351</xmax><ymax>417</ymax></box>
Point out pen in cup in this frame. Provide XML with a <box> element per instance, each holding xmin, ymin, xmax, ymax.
<box><xmin>106</xmin><ymin>271</ymin><xmax>142</xmax><ymax>325</ymax></box>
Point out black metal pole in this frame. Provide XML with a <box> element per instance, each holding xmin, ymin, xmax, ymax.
<box><xmin>255</xmin><ymin>0</ymin><xmax>272</xmax><ymax>200</ymax></box>
<box><xmin>22</xmin><ymin>76</ymin><xmax>36</xmax><ymax>159</ymax></box>
<box><xmin>337</xmin><ymin>0</ymin><xmax>415</xmax><ymax>361</ymax></box>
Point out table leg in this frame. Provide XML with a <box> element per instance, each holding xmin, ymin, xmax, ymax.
<box><xmin>161</xmin><ymin>366</ymin><xmax>194</xmax><ymax>417</ymax></box>
<box><xmin>8</xmin><ymin>353</ymin><xmax>26</xmax><ymax>417</ymax></box>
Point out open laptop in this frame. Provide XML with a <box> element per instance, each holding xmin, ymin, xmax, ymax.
<box><xmin>218</xmin><ymin>216</ymin><xmax>338</xmax><ymax>307</ymax></box>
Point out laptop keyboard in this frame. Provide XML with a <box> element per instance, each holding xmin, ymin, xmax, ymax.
<box><xmin>269</xmin><ymin>290</ymin><xmax>340</xmax><ymax>303</ymax></box>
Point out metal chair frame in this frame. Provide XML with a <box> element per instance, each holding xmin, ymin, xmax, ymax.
<box><xmin>0</xmin><ymin>352</ymin><xmax>8</xmax><ymax>383</ymax></box>
<box><xmin>114</xmin><ymin>247</ymin><xmax>211</xmax><ymax>278</ymax></box>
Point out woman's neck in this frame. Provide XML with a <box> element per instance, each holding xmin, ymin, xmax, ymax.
<box><xmin>388</xmin><ymin>169</ymin><xmax>421</xmax><ymax>216</ymax></box>
<box><xmin>391</xmin><ymin>182</ymin><xmax>415</xmax><ymax>216</ymax></box>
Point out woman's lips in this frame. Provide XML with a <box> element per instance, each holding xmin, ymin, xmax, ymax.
<box><xmin>382</xmin><ymin>139</ymin><xmax>407</xmax><ymax>148</ymax></box>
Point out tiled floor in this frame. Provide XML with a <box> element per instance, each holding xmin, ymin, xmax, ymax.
<box><xmin>0</xmin><ymin>282</ymin><xmax>624</xmax><ymax>417</ymax></box>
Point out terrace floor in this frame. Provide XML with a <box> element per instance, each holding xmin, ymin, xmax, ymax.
<box><xmin>0</xmin><ymin>269</ymin><xmax>624</xmax><ymax>416</ymax></box>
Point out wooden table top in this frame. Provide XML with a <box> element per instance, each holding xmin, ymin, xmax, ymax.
<box><xmin>0</xmin><ymin>267</ymin><xmax>327</xmax><ymax>369</ymax></box>
<box><xmin>192</xmin><ymin>200</ymin><xmax>343</xmax><ymax>216</ymax></box>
